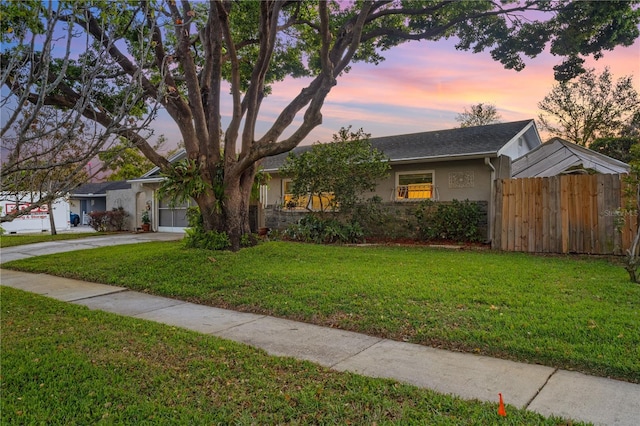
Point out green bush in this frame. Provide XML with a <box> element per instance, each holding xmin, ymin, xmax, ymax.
<box><xmin>414</xmin><ymin>199</ymin><xmax>482</xmax><ymax>242</ymax></box>
<box><xmin>185</xmin><ymin>228</ymin><xmax>231</xmax><ymax>250</ymax></box>
<box><xmin>284</xmin><ymin>215</ymin><xmax>364</xmax><ymax>244</ymax></box>
<box><xmin>88</xmin><ymin>207</ymin><xmax>129</xmax><ymax>232</ymax></box>
<box><xmin>353</xmin><ymin>196</ymin><xmax>413</xmax><ymax>240</ymax></box>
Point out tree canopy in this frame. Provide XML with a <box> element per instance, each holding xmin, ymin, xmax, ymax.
<box><xmin>2</xmin><ymin>0</ymin><xmax>639</xmax><ymax>249</ymax></box>
<box><xmin>538</xmin><ymin>68</ymin><xmax>640</xmax><ymax>146</ymax></box>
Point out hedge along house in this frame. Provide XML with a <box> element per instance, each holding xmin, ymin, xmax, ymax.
<box><xmin>260</xmin><ymin>120</ymin><xmax>542</xmax><ymax>241</ymax></box>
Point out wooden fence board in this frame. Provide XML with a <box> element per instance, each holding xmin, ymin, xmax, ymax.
<box><xmin>494</xmin><ymin>174</ymin><xmax>632</xmax><ymax>255</ymax></box>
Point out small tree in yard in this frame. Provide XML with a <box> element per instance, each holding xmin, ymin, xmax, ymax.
<box><xmin>280</xmin><ymin>127</ymin><xmax>390</xmax><ymax>214</ymax></box>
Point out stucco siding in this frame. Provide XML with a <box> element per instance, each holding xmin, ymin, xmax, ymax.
<box><xmin>107</xmin><ymin>188</ymin><xmax>136</xmax><ymax>230</ymax></box>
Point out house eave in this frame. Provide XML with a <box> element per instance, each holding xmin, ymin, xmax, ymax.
<box><xmin>262</xmin><ymin>152</ymin><xmax>499</xmax><ymax>174</ymax></box>
<box><xmin>389</xmin><ymin>152</ymin><xmax>498</xmax><ymax>165</ymax></box>
<box><xmin>70</xmin><ymin>194</ymin><xmax>107</xmax><ymax>198</ymax></box>
<box><xmin>127</xmin><ymin>177</ymin><xmax>165</xmax><ymax>184</ymax></box>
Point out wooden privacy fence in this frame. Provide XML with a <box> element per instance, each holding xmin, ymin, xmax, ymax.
<box><xmin>492</xmin><ymin>174</ymin><xmax>636</xmax><ymax>255</ymax></box>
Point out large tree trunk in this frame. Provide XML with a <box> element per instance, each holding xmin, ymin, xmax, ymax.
<box><xmin>222</xmin><ymin>166</ymin><xmax>256</xmax><ymax>251</ymax></box>
<box><xmin>195</xmin><ymin>190</ymin><xmax>222</xmax><ymax>233</ymax></box>
<box><xmin>192</xmin><ymin>165</ymin><xmax>256</xmax><ymax>251</ymax></box>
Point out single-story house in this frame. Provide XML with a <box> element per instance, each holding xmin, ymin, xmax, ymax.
<box><xmin>511</xmin><ymin>137</ymin><xmax>630</xmax><ymax>178</ymax></box>
<box><xmin>69</xmin><ymin>181</ymin><xmax>132</xmax><ymax>226</ymax></box>
<box><xmin>261</xmin><ymin>119</ymin><xmax>542</xmax><ymax>239</ymax></box>
<box><xmin>122</xmin><ymin>119</ymin><xmax>542</xmax><ymax>237</ymax></box>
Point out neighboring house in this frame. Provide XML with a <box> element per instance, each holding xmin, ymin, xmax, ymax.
<box><xmin>261</xmin><ymin>119</ymin><xmax>542</xmax><ymax>239</ymax></box>
<box><xmin>511</xmin><ymin>137</ymin><xmax>630</xmax><ymax>178</ymax></box>
<box><xmin>69</xmin><ymin>181</ymin><xmax>132</xmax><ymax>226</ymax></box>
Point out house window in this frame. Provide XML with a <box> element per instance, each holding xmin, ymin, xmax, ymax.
<box><xmin>396</xmin><ymin>171</ymin><xmax>434</xmax><ymax>200</ymax></box>
<box><xmin>283</xmin><ymin>180</ymin><xmax>308</xmax><ymax>210</ymax></box>
<box><xmin>282</xmin><ymin>180</ymin><xmax>335</xmax><ymax>211</ymax></box>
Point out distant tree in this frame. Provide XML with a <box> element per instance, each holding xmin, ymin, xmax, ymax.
<box><xmin>623</xmin><ymin>111</ymin><xmax>640</xmax><ymax>139</ymax></box>
<box><xmin>455</xmin><ymin>103</ymin><xmax>502</xmax><ymax>128</ymax></box>
<box><xmin>280</xmin><ymin>127</ymin><xmax>389</xmax><ymax>213</ymax></box>
<box><xmin>99</xmin><ymin>136</ymin><xmax>176</xmax><ymax>181</ymax></box>
<box><xmin>538</xmin><ymin>68</ymin><xmax>640</xmax><ymax>146</ymax></box>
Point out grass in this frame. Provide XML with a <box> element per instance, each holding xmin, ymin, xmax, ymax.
<box><xmin>1</xmin><ymin>286</ymin><xmax>577</xmax><ymax>425</ymax></box>
<box><xmin>4</xmin><ymin>240</ymin><xmax>639</xmax><ymax>384</ymax></box>
<box><xmin>0</xmin><ymin>232</ymin><xmax>102</xmax><ymax>248</ymax></box>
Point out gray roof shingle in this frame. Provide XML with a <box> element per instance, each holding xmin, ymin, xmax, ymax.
<box><xmin>261</xmin><ymin>119</ymin><xmax>534</xmax><ymax>171</ymax></box>
<box><xmin>71</xmin><ymin>180</ymin><xmax>131</xmax><ymax>196</ymax></box>
<box><xmin>138</xmin><ymin>120</ymin><xmax>535</xmax><ymax>177</ymax></box>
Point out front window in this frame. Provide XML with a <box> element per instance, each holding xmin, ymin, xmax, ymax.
<box><xmin>283</xmin><ymin>180</ymin><xmax>335</xmax><ymax>211</ymax></box>
<box><xmin>283</xmin><ymin>180</ymin><xmax>308</xmax><ymax>210</ymax></box>
<box><xmin>396</xmin><ymin>171</ymin><xmax>434</xmax><ymax>200</ymax></box>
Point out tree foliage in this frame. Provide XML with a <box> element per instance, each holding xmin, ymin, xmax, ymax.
<box><xmin>98</xmin><ymin>137</ymin><xmax>171</xmax><ymax>181</ymax></box>
<box><xmin>538</xmin><ymin>68</ymin><xmax>640</xmax><ymax>146</ymax></box>
<box><xmin>280</xmin><ymin>127</ymin><xmax>389</xmax><ymax>213</ymax></box>
<box><xmin>589</xmin><ymin>137</ymin><xmax>639</xmax><ymax>164</ymax></box>
<box><xmin>2</xmin><ymin>0</ymin><xmax>639</xmax><ymax>250</ymax></box>
<box><xmin>455</xmin><ymin>103</ymin><xmax>502</xmax><ymax>128</ymax></box>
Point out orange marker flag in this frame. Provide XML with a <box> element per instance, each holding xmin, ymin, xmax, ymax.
<box><xmin>498</xmin><ymin>393</ymin><xmax>507</xmax><ymax>417</ymax></box>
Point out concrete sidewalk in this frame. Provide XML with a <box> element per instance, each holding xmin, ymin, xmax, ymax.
<box><xmin>2</xmin><ymin>235</ymin><xmax>639</xmax><ymax>425</ymax></box>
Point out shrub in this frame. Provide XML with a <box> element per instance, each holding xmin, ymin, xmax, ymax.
<box><xmin>353</xmin><ymin>196</ymin><xmax>413</xmax><ymax>240</ymax></box>
<box><xmin>108</xmin><ymin>207</ymin><xmax>129</xmax><ymax>231</ymax></box>
<box><xmin>284</xmin><ymin>215</ymin><xmax>364</xmax><ymax>244</ymax></box>
<box><xmin>88</xmin><ymin>211</ymin><xmax>109</xmax><ymax>231</ymax></box>
<box><xmin>88</xmin><ymin>208</ymin><xmax>130</xmax><ymax>232</ymax></box>
<box><xmin>414</xmin><ymin>199</ymin><xmax>482</xmax><ymax>243</ymax></box>
<box><xmin>184</xmin><ymin>228</ymin><xmax>231</xmax><ymax>250</ymax></box>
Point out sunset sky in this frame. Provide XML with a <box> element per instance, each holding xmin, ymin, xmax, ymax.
<box><xmin>151</xmin><ymin>33</ymin><xmax>639</xmax><ymax>150</ymax></box>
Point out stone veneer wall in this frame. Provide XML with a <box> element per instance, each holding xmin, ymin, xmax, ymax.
<box><xmin>263</xmin><ymin>201</ymin><xmax>488</xmax><ymax>241</ymax></box>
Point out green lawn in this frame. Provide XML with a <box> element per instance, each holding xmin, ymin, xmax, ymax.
<box><xmin>0</xmin><ymin>232</ymin><xmax>102</xmax><ymax>248</ymax></box>
<box><xmin>4</xmin><ymin>241</ymin><xmax>639</xmax><ymax>383</ymax></box>
<box><xmin>0</xmin><ymin>287</ymin><xmax>577</xmax><ymax>425</ymax></box>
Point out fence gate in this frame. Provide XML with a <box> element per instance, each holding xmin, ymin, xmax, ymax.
<box><xmin>493</xmin><ymin>174</ymin><xmax>636</xmax><ymax>255</ymax></box>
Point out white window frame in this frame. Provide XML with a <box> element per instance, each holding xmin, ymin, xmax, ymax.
<box><xmin>395</xmin><ymin>170</ymin><xmax>435</xmax><ymax>201</ymax></box>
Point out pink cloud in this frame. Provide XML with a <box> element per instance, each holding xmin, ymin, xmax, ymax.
<box><xmin>155</xmin><ymin>35</ymin><xmax>640</xmax><ymax>149</ymax></box>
